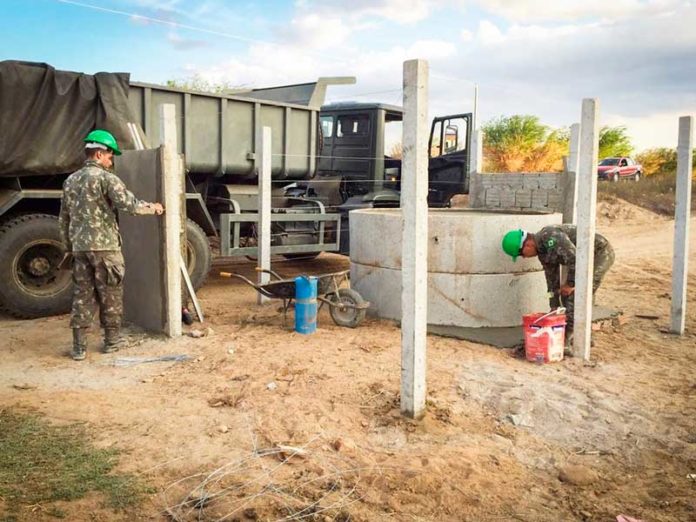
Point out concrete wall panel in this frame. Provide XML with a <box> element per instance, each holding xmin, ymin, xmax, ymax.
<box><xmin>349</xmin><ymin>208</ymin><xmax>561</xmax><ymax>274</ymax></box>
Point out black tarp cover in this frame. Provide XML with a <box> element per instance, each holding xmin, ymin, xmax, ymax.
<box><xmin>0</xmin><ymin>60</ymin><xmax>136</xmax><ymax>177</ymax></box>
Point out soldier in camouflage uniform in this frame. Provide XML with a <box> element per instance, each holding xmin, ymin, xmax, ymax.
<box><xmin>502</xmin><ymin>225</ymin><xmax>615</xmax><ymax>344</ymax></box>
<box><xmin>59</xmin><ymin>130</ymin><xmax>164</xmax><ymax>361</ymax></box>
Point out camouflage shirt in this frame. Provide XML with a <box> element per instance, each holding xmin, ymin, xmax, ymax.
<box><xmin>533</xmin><ymin>224</ymin><xmax>611</xmax><ymax>293</ymax></box>
<box><xmin>59</xmin><ymin>160</ymin><xmax>150</xmax><ymax>252</ymax></box>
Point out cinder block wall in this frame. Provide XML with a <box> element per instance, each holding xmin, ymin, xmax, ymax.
<box><xmin>468</xmin><ymin>171</ymin><xmax>576</xmax><ymax>222</ymax></box>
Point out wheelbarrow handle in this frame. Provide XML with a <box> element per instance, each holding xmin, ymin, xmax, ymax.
<box><xmin>532</xmin><ymin>307</ymin><xmax>567</xmax><ymax>326</ymax></box>
<box><xmin>254</xmin><ymin>267</ymin><xmax>284</xmax><ymax>280</ymax></box>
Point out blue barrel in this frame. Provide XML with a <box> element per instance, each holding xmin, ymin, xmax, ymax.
<box><xmin>294</xmin><ymin>276</ymin><xmax>317</xmax><ymax>334</ymax></box>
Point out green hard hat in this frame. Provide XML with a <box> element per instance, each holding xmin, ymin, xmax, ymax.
<box><xmin>501</xmin><ymin>229</ymin><xmax>526</xmax><ymax>261</ymax></box>
<box><xmin>84</xmin><ymin>129</ymin><xmax>121</xmax><ymax>155</ymax></box>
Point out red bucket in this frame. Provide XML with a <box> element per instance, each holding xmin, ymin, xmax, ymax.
<box><xmin>523</xmin><ymin>310</ymin><xmax>566</xmax><ymax>363</ymax></box>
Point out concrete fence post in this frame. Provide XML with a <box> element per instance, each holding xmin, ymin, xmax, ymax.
<box><xmin>567</xmin><ymin>123</ymin><xmax>581</xmax><ymax>224</ymax></box>
<box><xmin>470</xmin><ymin>129</ymin><xmax>484</xmax><ymax>174</ymax></box>
<box><xmin>257</xmin><ymin>126</ymin><xmax>272</xmax><ymax>305</ymax></box>
<box><xmin>159</xmin><ymin>103</ymin><xmax>183</xmax><ymax>337</ymax></box>
<box><xmin>573</xmin><ymin>99</ymin><xmax>599</xmax><ymax>361</ymax></box>
<box><xmin>400</xmin><ymin>59</ymin><xmax>429</xmax><ymax>420</ymax></box>
<box><xmin>670</xmin><ymin>116</ymin><xmax>693</xmax><ymax>335</ymax></box>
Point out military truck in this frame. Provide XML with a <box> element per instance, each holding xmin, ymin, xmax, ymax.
<box><xmin>0</xmin><ymin>61</ymin><xmax>472</xmax><ymax>319</ymax></box>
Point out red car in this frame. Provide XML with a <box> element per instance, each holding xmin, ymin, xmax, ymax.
<box><xmin>597</xmin><ymin>157</ymin><xmax>642</xmax><ymax>182</ymax></box>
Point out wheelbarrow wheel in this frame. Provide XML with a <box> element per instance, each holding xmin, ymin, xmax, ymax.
<box><xmin>329</xmin><ymin>288</ymin><xmax>366</xmax><ymax>328</ymax></box>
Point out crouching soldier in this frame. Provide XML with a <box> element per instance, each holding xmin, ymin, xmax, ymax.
<box><xmin>501</xmin><ymin>225</ymin><xmax>615</xmax><ymax>346</ymax></box>
<box><xmin>59</xmin><ymin>130</ymin><xmax>164</xmax><ymax>361</ymax></box>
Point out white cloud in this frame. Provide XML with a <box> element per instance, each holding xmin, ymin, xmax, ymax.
<box><xmin>477</xmin><ymin>20</ymin><xmax>504</xmax><ymax>45</ymax></box>
<box><xmin>604</xmin><ymin>110</ymin><xmax>686</xmax><ymax>150</ymax></box>
<box><xmin>460</xmin><ymin>29</ymin><xmax>474</xmax><ymax>42</ymax></box>
<box><xmin>473</xmin><ymin>0</ymin><xmax>681</xmax><ymax>23</ymax></box>
<box><xmin>299</xmin><ymin>0</ymin><xmax>438</xmax><ymax>24</ymax></box>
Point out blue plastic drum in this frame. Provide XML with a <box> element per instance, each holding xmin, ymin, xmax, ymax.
<box><xmin>294</xmin><ymin>276</ymin><xmax>317</xmax><ymax>334</ymax></box>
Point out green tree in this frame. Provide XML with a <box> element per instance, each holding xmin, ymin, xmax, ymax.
<box><xmin>481</xmin><ymin>115</ymin><xmax>568</xmax><ymax>172</ymax></box>
<box><xmin>598</xmin><ymin>126</ymin><xmax>634</xmax><ymax>159</ymax></box>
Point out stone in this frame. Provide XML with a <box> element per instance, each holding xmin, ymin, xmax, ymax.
<box><xmin>558</xmin><ymin>464</ymin><xmax>598</xmax><ymax>486</ymax></box>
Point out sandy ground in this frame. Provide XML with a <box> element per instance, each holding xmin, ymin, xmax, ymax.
<box><xmin>1</xmin><ymin>200</ymin><xmax>695</xmax><ymax>521</ymax></box>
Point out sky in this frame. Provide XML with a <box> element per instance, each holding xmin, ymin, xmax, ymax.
<box><xmin>2</xmin><ymin>0</ymin><xmax>695</xmax><ymax>151</ymax></box>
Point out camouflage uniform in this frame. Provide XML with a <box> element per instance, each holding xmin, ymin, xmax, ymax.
<box><xmin>59</xmin><ymin>160</ymin><xmax>151</xmax><ymax>328</ymax></box>
<box><xmin>533</xmin><ymin>224</ymin><xmax>615</xmax><ymax>330</ymax></box>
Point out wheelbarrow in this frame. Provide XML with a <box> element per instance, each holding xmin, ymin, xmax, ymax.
<box><xmin>219</xmin><ymin>268</ymin><xmax>369</xmax><ymax>328</ymax></box>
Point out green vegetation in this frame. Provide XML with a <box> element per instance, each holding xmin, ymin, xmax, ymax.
<box><xmin>598</xmin><ymin>125</ymin><xmax>634</xmax><ymax>159</ymax></box>
<box><xmin>481</xmin><ymin>115</ymin><xmax>639</xmax><ymax>172</ymax></box>
<box><xmin>0</xmin><ymin>410</ymin><xmax>145</xmax><ymax>519</ymax></box>
<box><xmin>481</xmin><ymin>115</ymin><xmax>568</xmax><ymax>172</ymax></box>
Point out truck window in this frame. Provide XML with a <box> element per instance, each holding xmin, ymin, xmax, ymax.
<box><xmin>385</xmin><ymin>119</ymin><xmax>403</xmax><ymax>158</ymax></box>
<box><xmin>320</xmin><ymin>116</ymin><xmax>334</xmax><ymax>138</ymax></box>
<box><xmin>337</xmin><ymin>114</ymin><xmax>369</xmax><ymax>137</ymax></box>
<box><xmin>620</xmin><ymin>159</ymin><xmax>628</xmax><ymax>167</ymax></box>
<box><xmin>431</xmin><ymin>117</ymin><xmax>468</xmax><ymax>157</ymax></box>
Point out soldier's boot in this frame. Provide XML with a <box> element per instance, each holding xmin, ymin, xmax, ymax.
<box><xmin>71</xmin><ymin>328</ymin><xmax>87</xmax><ymax>361</ymax></box>
<box><xmin>103</xmin><ymin>327</ymin><xmax>126</xmax><ymax>354</ymax></box>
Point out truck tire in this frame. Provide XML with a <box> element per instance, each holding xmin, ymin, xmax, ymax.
<box><xmin>634</xmin><ymin>171</ymin><xmax>641</xmax><ymax>182</ymax></box>
<box><xmin>0</xmin><ymin>214</ymin><xmax>73</xmax><ymax>318</ymax></box>
<box><xmin>185</xmin><ymin>219</ymin><xmax>212</xmax><ymax>290</ymax></box>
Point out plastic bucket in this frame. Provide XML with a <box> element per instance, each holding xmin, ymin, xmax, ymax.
<box><xmin>295</xmin><ymin>276</ymin><xmax>317</xmax><ymax>334</ymax></box>
<box><xmin>523</xmin><ymin>311</ymin><xmax>566</xmax><ymax>363</ymax></box>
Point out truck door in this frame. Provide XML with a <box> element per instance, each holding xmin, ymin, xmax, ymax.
<box><xmin>427</xmin><ymin>113</ymin><xmax>472</xmax><ymax>207</ymax></box>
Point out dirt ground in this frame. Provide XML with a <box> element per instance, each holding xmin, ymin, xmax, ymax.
<box><xmin>1</xmin><ymin>200</ymin><xmax>695</xmax><ymax>521</ymax></box>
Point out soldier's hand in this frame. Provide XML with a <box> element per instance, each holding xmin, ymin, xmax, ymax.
<box><xmin>152</xmin><ymin>203</ymin><xmax>165</xmax><ymax>215</ymax></box>
<box><xmin>560</xmin><ymin>284</ymin><xmax>575</xmax><ymax>297</ymax></box>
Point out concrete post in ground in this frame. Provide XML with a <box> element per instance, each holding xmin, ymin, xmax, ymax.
<box><xmin>159</xmin><ymin>103</ymin><xmax>183</xmax><ymax>337</ymax></box>
<box><xmin>573</xmin><ymin>99</ymin><xmax>599</xmax><ymax>361</ymax></box>
<box><xmin>400</xmin><ymin>59</ymin><xmax>429</xmax><ymax>420</ymax></box>
<box><xmin>670</xmin><ymin>116</ymin><xmax>694</xmax><ymax>335</ymax></box>
<box><xmin>257</xmin><ymin>126</ymin><xmax>272</xmax><ymax>305</ymax></box>
<box><xmin>470</xmin><ymin>129</ymin><xmax>484</xmax><ymax>174</ymax></box>
<box><xmin>568</xmin><ymin>123</ymin><xmax>581</xmax><ymax>224</ymax></box>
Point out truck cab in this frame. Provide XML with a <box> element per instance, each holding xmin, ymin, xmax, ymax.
<box><xmin>304</xmin><ymin>102</ymin><xmax>472</xmax><ymax>252</ymax></box>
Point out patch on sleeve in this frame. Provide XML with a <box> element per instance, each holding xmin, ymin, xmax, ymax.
<box><xmin>546</xmin><ymin>238</ymin><xmax>556</xmax><ymax>249</ymax></box>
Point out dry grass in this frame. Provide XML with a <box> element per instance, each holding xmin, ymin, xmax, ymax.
<box><xmin>598</xmin><ymin>170</ymin><xmax>695</xmax><ymax>215</ymax></box>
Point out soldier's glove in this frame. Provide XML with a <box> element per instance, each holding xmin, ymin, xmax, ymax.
<box><xmin>548</xmin><ymin>291</ymin><xmax>561</xmax><ymax>309</ymax></box>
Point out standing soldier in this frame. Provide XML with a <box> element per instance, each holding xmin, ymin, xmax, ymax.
<box><xmin>59</xmin><ymin>130</ymin><xmax>164</xmax><ymax>361</ymax></box>
<box><xmin>501</xmin><ymin>224</ymin><xmax>615</xmax><ymax>347</ymax></box>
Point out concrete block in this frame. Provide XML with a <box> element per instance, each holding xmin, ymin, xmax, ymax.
<box><xmin>485</xmin><ymin>188</ymin><xmax>501</xmax><ymax>207</ymax></box>
<box><xmin>522</xmin><ymin>177</ymin><xmax>540</xmax><ymax>189</ymax></box>
<box><xmin>351</xmin><ymin>263</ymin><xmax>549</xmax><ymax>328</ymax></box>
<box><xmin>500</xmin><ymin>189</ymin><xmax>516</xmax><ymax>208</ymax></box>
<box><xmin>531</xmin><ymin>190</ymin><xmax>549</xmax><ymax>208</ymax></box>
<box><xmin>547</xmin><ymin>191</ymin><xmax>562</xmax><ymax>210</ymax></box>
<box><xmin>539</xmin><ymin>176</ymin><xmax>559</xmax><ymax>189</ymax></box>
<box><xmin>515</xmin><ymin>189</ymin><xmax>532</xmax><ymax>208</ymax></box>
<box><xmin>349</xmin><ymin>208</ymin><xmax>562</xmax><ymax>275</ymax></box>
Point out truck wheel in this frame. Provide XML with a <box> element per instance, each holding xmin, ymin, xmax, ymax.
<box><xmin>185</xmin><ymin>219</ymin><xmax>212</xmax><ymax>290</ymax></box>
<box><xmin>0</xmin><ymin>214</ymin><xmax>72</xmax><ymax>318</ymax></box>
<box><xmin>612</xmin><ymin>173</ymin><xmax>619</xmax><ymax>183</ymax></box>
<box><xmin>634</xmin><ymin>171</ymin><xmax>641</xmax><ymax>182</ymax></box>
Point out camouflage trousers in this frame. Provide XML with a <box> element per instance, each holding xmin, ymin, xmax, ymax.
<box><xmin>562</xmin><ymin>245</ymin><xmax>616</xmax><ymax>330</ymax></box>
<box><xmin>70</xmin><ymin>251</ymin><xmax>125</xmax><ymax>329</ymax></box>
